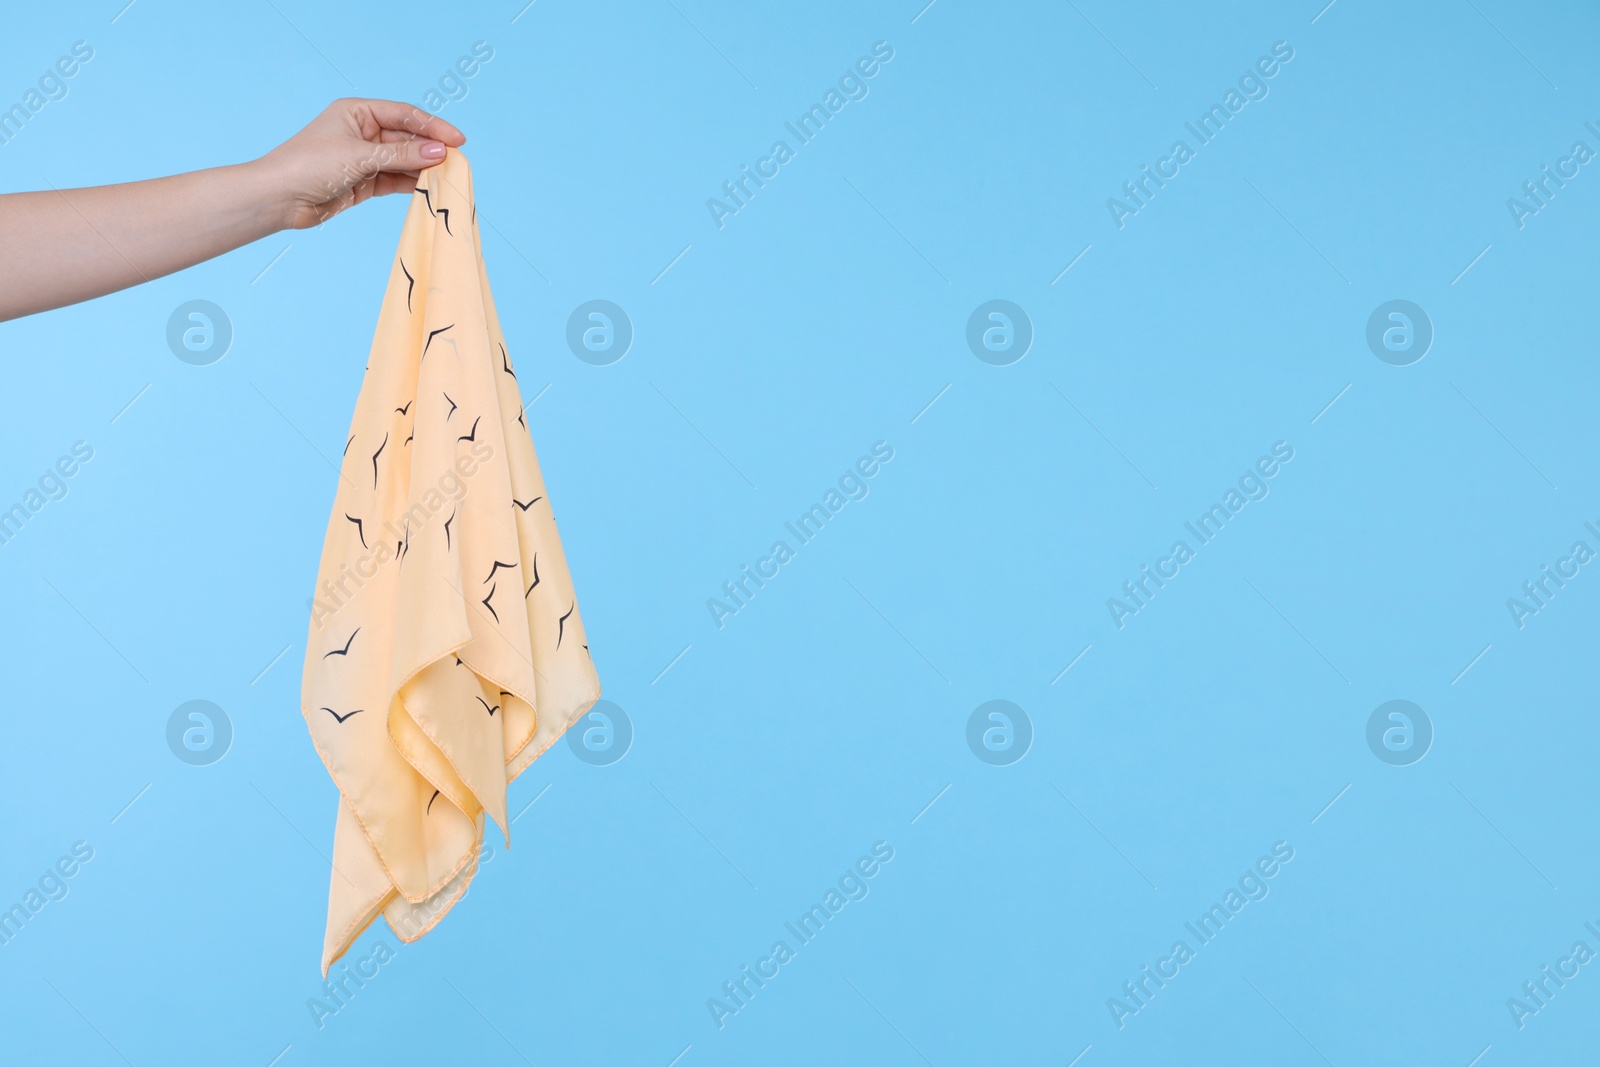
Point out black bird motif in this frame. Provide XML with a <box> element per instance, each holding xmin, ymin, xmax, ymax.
<box><xmin>444</xmin><ymin>507</ymin><xmax>456</xmax><ymax>551</ymax></box>
<box><xmin>422</xmin><ymin>324</ymin><xmax>454</xmax><ymax>360</ymax></box>
<box><xmin>322</xmin><ymin>707</ymin><xmax>364</xmax><ymax>724</ymax></box>
<box><xmin>557</xmin><ymin>601</ymin><xmax>575</xmax><ymax>647</ymax></box>
<box><xmin>417</xmin><ymin>183</ymin><xmax>451</xmax><ymax>231</ymax></box>
<box><xmin>499</xmin><ymin>343</ymin><xmax>515</xmax><ymax>379</ymax></box>
<box><xmin>457</xmin><ymin>416</ymin><xmax>480</xmax><ymax>444</ymax></box>
<box><xmin>444</xmin><ymin>392</ymin><xmax>457</xmax><ymax>419</ymax></box>
<box><xmin>525</xmin><ymin>554</ymin><xmax>540</xmax><ymax>598</ymax></box>
<box><xmin>345</xmin><ymin>513</ymin><xmax>367</xmax><ymax>549</ymax></box>
<box><xmin>512</xmin><ymin>496</ymin><xmax>543</xmax><ymax>511</ymax></box>
<box><xmin>371</xmin><ymin>432</ymin><xmax>388</xmax><ymax>488</ymax></box>
<box><xmin>516</xmin><ymin>407</ymin><xmax>526</xmax><ymax>431</ymax></box>
<box><xmin>453</xmin><ymin>654</ymin><xmax>464</xmax><ymax>667</ymax></box>
<box><xmin>403</xmin><ymin>432</ymin><xmax>414</xmax><ymax>447</ymax></box>
<box><xmin>427</xmin><ymin>789</ymin><xmax>440</xmax><ymax>814</ymax></box>
<box><xmin>475</xmin><ymin>695</ymin><xmax>499</xmax><ymax>717</ymax></box>
<box><xmin>484</xmin><ymin>560</ymin><xmax>517</xmax><ymax>583</ymax></box>
<box><xmin>400</xmin><ymin>261</ymin><xmax>415</xmax><ymax>312</ymax></box>
<box><xmin>395</xmin><ymin>400</ymin><xmax>413</xmax><ymax>416</ymax></box>
<box><xmin>323</xmin><ymin>628</ymin><xmax>359</xmax><ymax>659</ymax></box>
<box><xmin>343</xmin><ymin>435</ymin><xmax>355</xmax><ymax>457</ymax></box>
<box><xmin>482</xmin><ymin>582</ymin><xmax>500</xmax><ymax>623</ymax></box>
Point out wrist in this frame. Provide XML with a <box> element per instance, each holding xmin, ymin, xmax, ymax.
<box><xmin>238</xmin><ymin>154</ymin><xmax>300</xmax><ymax>235</ymax></box>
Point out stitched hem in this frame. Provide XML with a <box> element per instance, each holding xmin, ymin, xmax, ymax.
<box><xmin>394</xmin><ymin>648</ymin><xmax>538</xmax><ymax>845</ymax></box>
<box><xmin>384</xmin><ymin>819</ymin><xmax>483</xmax><ymax>943</ymax></box>
<box><xmin>301</xmin><ymin>694</ymin><xmax>473</xmax><ymax>907</ymax></box>
<box><xmin>322</xmin><ymin>886</ymin><xmax>395</xmax><ymax>977</ymax></box>
<box><xmin>505</xmin><ymin>684</ymin><xmax>602</xmax><ymax>788</ymax></box>
<box><xmin>389</xmin><ymin>683</ymin><xmax>479</xmax><ymax>821</ymax></box>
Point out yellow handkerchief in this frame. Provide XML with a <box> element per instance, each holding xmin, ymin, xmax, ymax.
<box><xmin>300</xmin><ymin>149</ymin><xmax>599</xmax><ymax>974</ymax></box>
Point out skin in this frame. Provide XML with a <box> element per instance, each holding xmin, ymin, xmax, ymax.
<box><xmin>0</xmin><ymin>99</ymin><xmax>465</xmax><ymax>322</ymax></box>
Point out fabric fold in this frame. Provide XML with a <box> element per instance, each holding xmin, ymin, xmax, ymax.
<box><xmin>300</xmin><ymin>149</ymin><xmax>600</xmax><ymax>974</ymax></box>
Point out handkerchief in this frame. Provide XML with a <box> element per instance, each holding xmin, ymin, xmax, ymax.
<box><xmin>300</xmin><ymin>149</ymin><xmax>599</xmax><ymax>974</ymax></box>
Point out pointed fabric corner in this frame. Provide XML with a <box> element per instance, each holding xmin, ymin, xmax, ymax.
<box><xmin>299</xmin><ymin>149</ymin><xmax>600</xmax><ymax>975</ymax></box>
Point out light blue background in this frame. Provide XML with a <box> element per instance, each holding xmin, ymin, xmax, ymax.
<box><xmin>2</xmin><ymin>1</ymin><xmax>1598</xmax><ymax>1063</ymax></box>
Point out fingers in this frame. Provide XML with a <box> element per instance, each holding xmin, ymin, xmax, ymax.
<box><xmin>365</xmin><ymin>138</ymin><xmax>448</xmax><ymax>175</ymax></box>
<box><xmin>374</xmin><ymin>171</ymin><xmax>420</xmax><ymax>197</ymax></box>
<box><xmin>323</xmin><ymin>173</ymin><xmax>418</xmax><ymax>220</ymax></box>
<box><xmin>355</xmin><ymin>99</ymin><xmax>466</xmax><ymax>147</ymax></box>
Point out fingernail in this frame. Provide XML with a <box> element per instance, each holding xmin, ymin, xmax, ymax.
<box><xmin>420</xmin><ymin>142</ymin><xmax>446</xmax><ymax>160</ymax></box>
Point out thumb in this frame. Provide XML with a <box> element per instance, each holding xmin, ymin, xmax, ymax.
<box><xmin>366</xmin><ymin>138</ymin><xmax>449</xmax><ymax>175</ymax></box>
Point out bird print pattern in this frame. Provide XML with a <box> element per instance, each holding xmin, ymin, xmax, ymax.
<box><xmin>299</xmin><ymin>149</ymin><xmax>600</xmax><ymax>976</ymax></box>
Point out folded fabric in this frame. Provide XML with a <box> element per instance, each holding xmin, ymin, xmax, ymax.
<box><xmin>299</xmin><ymin>149</ymin><xmax>600</xmax><ymax>974</ymax></box>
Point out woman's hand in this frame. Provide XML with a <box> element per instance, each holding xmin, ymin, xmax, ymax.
<box><xmin>258</xmin><ymin>98</ymin><xmax>467</xmax><ymax>230</ymax></box>
<box><xmin>0</xmin><ymin>99</ymin><xmax>465</xmax><ymax>321</ymax></box>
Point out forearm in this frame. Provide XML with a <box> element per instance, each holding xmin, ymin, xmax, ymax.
<box><xmin>0</xmin><ymin>160</ymin><xmax>287</xmax><ymax>321</ymax></box>
<box><xmin>0</xmin><ymin>99</ymin><xmax>464</xmax><ymax>323</ymax></box>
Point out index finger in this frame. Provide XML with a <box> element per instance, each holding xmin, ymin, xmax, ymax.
<box><xmin>360</xmin><ymin>99</ymin><xmax>466</xmax><ymax>146</ymax></box>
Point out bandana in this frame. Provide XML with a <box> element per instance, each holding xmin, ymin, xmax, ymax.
<box><xmin>299</xmin><ymin>149</ymin><xmax>599</xmax><ymax>973</ymax></box>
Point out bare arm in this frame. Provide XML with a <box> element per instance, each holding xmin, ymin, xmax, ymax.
<box><xmin>0</xmin><ymin>98</ymin><xmax>465</xmax><ymax>322</ymax></box>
